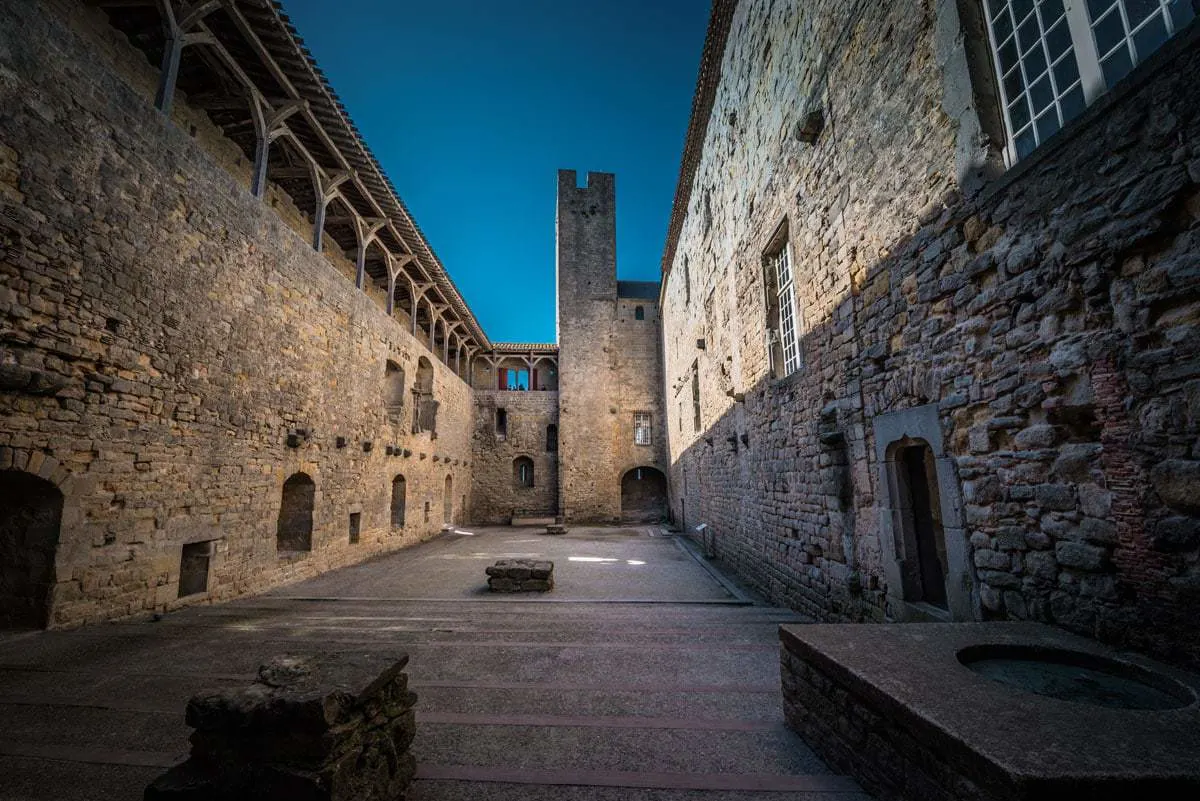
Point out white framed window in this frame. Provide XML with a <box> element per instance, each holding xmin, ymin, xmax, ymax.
<box><xmin>634</xmin><ymin>412</ymin><xmax>652</xmax><ymax>445</ymax></box>
<box><xmin>769</xmin><ymin>243</ymin><xmax>802</xmax><ymax>376</ymax></box>
<box><xmin>983</xmin><ymin>0</ymin><xmax>1195</xmax><ymax>164</ymax></box>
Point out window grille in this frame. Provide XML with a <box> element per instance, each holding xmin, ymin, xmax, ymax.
<box><xmin>769</xmin><ymin>244</ymin><xmax>801</xmax><ymax>376</ymax></box>
<box><xmin>983</xmin><ymin>0</ymin><xmax>1194</xmax><ymax>164</ymax></box>
<box><xmin>634</xmin><ymin>412</ymin><xmax>652</xmax><ymax>445</ymax></box>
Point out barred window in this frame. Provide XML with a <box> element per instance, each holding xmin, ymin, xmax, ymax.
<box><xmin>767</xmin><ymin>242</ymin><xmax>801</xmax><ymax>377</ymax></box>
<box><xmin>634</xmin><ymin>412</ymin><xmax>652</xmax><ymax>445</ymax></box>
<box><xmin>983</xmin><ymin>0</ymin><xmax>1195</xmax><ymax>164</ymax></box>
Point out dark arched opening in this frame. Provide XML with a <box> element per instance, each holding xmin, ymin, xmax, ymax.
<box><xmin>634</xmin><ymin>305</ymin><xmax>645</xmax><ymax>320</ymax></box>
<box><xmin>391</xmin><ymin>475</ymin><xmax>407</xmax><ymax>529</ymax></box>
<box><xmin>620</xmin><ymin>466</ymin><xmax>667</xmax><ymax>523</ymax></box>
<box><xmin>546</xmin><ymin>424</ymin><xmax>558</xmax><ymax>452</ymax></box>
<box><xmin>513</xmin><ymin>456</ymin><xmax>534</xmax><ymax>488</ymax></box>
<box><xmin>443</xmin><ymin>474</ymin><xmax>454</xmax><ymax>524</ymax></box>
<box><xmin>0</xmin><ymin>470</ymin><xmax>63</xmax><ymax>629</ymax></box>
<box><xmin>277</xmin><ymin>472</ymin><xmax>315</xmax><ymax>552</ymax></box>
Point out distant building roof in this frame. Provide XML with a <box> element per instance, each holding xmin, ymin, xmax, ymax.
<box><xmin>490</xmin><ymin>343</ymin><xmax>559</xmax><ymax>353</ymax></box>
<box><xmin>617</xmin><ymin>281</ymin><xmax>661</xmax><ymax>300</ymax></box>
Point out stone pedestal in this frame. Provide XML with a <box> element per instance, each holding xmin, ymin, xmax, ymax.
<box><xmin>486</xmin><ymin>559</ymin><xmax>554</xmax><ymax>592</ymax></box>
<box><xmin>145</xmin><ymin>653</ymin><xmax>417</xmax><ymax>801</ymax></box>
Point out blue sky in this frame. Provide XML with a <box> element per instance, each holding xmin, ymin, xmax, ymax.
<box><xmin>280</xmin><ymin>1</ymin><xmax>711</xmax><ymax>344</ymax></box>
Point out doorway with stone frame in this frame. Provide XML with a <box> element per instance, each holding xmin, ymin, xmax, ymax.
<box><xmin>873</xmin><ymin>404</ymin><xmax>977</xmax><ymax>622</ymax></box>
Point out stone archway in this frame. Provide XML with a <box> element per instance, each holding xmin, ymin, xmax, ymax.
<box><xmin>620</xmin><ymin>466</ymin><xmax>668</xmax><ymax>523</ymax></box>
<box><xmin>0</xmin><ymin>470</ymin><xmax>64</xmax><ymax>629</ymax></box>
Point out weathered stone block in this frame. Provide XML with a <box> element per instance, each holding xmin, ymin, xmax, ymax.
<box><xmin>1055</xmin><ymin>541</ymin><xmax>1108</xmax><ymax>572</ymax></box>
<box><xmin>1078</xmin><ymin>483</ymin><xmax>1113</xmax><ymax>518</ymax></box>
<box><xmin>145</xmin><ymin>653</ymin><xmax>417</xmax><ymax>801</ymax></box>
<box><xmin>1150</xmin><ymin>460</ymin><xmax>1200</xmax><ymax>511</ymax></box>
<box><xmin>1153</xmin><ymin>516</ymin><xmax>1200</xmax><ymax>553</ymax></box>
<box><xmin>486</xmin><ymin>559</ymin><xmax>554</xmax><ymax>592</ymax></box>
<box><xmin>1034</xmin><ymin>483</ymin><xmax>1076</xmax><ymax>511</ymax></box>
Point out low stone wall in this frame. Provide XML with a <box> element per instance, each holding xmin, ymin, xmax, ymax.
<box><xmin>782</xmin><ymin>642</ymin><xmax>986</xmax><ymax>801</ymax></box>
<box><xmin>146</xmin><ymin>653</ymin><xmax>417</xmax><ymax>800</ymax></box>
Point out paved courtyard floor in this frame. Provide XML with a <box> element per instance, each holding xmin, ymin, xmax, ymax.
<box><xmin>0</xmin><ymin>525</ymin><xmax>870</xmax><ymax>800</ymax></box>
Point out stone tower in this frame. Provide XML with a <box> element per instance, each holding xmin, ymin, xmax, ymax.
<box><xmin>556</xmin><ymin>170</ymin><xmax>668</xmax><ymax>523</ymax></box>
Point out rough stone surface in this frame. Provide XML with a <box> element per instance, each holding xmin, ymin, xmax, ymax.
<box><xmin>556</xmin><ymin>172</ymin><xmax>669</xmax><ymax>523</ymax></box>
<box><xmin>470</xmin><ymin>386</ymin><xmax>559</xmax><ymax>523</ymax></box>
<box><xmin>0</xmin><ymin>2</ymin><xmax>473</xmax><ymax>626</ymax></box>
<box><xmin>486</xmin><ymin>559</ymin><xmax>554</xmax><ymax>592</ymax></box>
<box><xmin>145</xmin><ymin>653</ymin><xmax>417</xmax><ymax>800</ymax></box>
<box><xmin>660</xmin><ymin>0</ymin><xmax>1200</xmax><ymax>668</ymax></box>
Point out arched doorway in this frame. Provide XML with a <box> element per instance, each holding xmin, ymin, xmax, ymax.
<box><xmin>391</xmin><ymin>475</ymin><xmax>406</xmax><ymax>529</ymax></box>
<box><xmin>620</xmin><ymin>466</ymin><xmax>667</xmax><ymax>523</ymax></box>
<box><xmin>277</xmin><ymin>472</ymin><xmax>315</xmax><ymax>552</ymax></box>
<box><xmin>0</xmin><ymin>470</ymin><xmax>63</xmax><ymax>629</ymax></box>
<box><xmin>443</xmin><ymin>474</ymin><xmax>454</xmax><ymax>524</ymax></box>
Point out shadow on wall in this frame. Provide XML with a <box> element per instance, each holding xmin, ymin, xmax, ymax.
<box><xmin>670</xmin><ymin>121</ymin><xmax>1200</xmax><ymax>668</ymax></box>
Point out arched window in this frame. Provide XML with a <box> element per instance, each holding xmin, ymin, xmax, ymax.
<box><xmin>634</xmin><ymin>305</ymin><xmax>645</xmax><ymax>320</ymax></box>
<box><xmin>390</xmin><ymin>475</ymin><xmax>407</xmax><ymax>529</ymax></box>
<box><xmin>0</xmin><ymin>470</ymin><xmax>63</xmax><ymax>629</ymax></box>
<box><xmin>496</xmin><ymin>408</ymin><xmax>508</xmax><ymax>438</ymax></box>
<box><xmin>513</xmin><ymin>456</ymin><xmax>534</xmax><ymax>488</ymax></box>
<box><xmin>384</xmin><ymin>359</ymin><xmax>405</xmax><ymax>420</ymax></box>
<box><xmin>546</xmin><ymin>424</ymin><xmax>558</xmax><ymax>452</ymax></box>
<box><xmin>277</xmin><ymin>473</ymin><xmax>315</xmax><ymax>552</ymax></box>
<box><xmin>444</xmin><ymin>474</ymin><xmax>454</xmax><ymax>524</ymax></box>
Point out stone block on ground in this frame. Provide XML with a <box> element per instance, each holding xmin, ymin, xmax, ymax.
<box><xmin>486</xmin><ymin>559</ymin><xmax>554</xmax><ymax>592</ymax></box>
<box><xmin>542</xmin><ymin>524</ymin><xmax>568</xmax><ymax>535</ymax></box>
<box><xmin>145</xmin><ymin>653</ymin><xmax>417</xmax><ymax>800</ymax></box>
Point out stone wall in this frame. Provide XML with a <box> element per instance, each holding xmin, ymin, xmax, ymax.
<box><xmin>662</xmin><ymin>0</ymin><xmax>1200</xmax><ymax>667</ymax></box>
<box><xmin>470</xmin><ymin>389</ymin><xmax>559</xmax><ymax>523</ymax></box>
<box><xmin>0</xmin><ymin>0</ymin><xmax>474</xmax><ymax>626</ymax></box>
<box><xmin>557</xmin><ymin>170</ymin><xmax>668</xmax><ymax>523</ymax></box>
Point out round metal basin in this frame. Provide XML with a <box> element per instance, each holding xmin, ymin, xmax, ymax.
<box><xmin>958</xmin><ymin>644</ymin><xmax>1195</xmax><ymax>711</ymax></box>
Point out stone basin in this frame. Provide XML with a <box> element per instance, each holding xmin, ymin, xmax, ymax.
<box><xmin>958</xmin><ymin>643</ymin><xmax>1195</xmax><ymax>711</ymax></box>
<box><xmin>780</xmin><ymin>622</ymin><xmax>1200</xmax><ymax>801</ymax></box>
